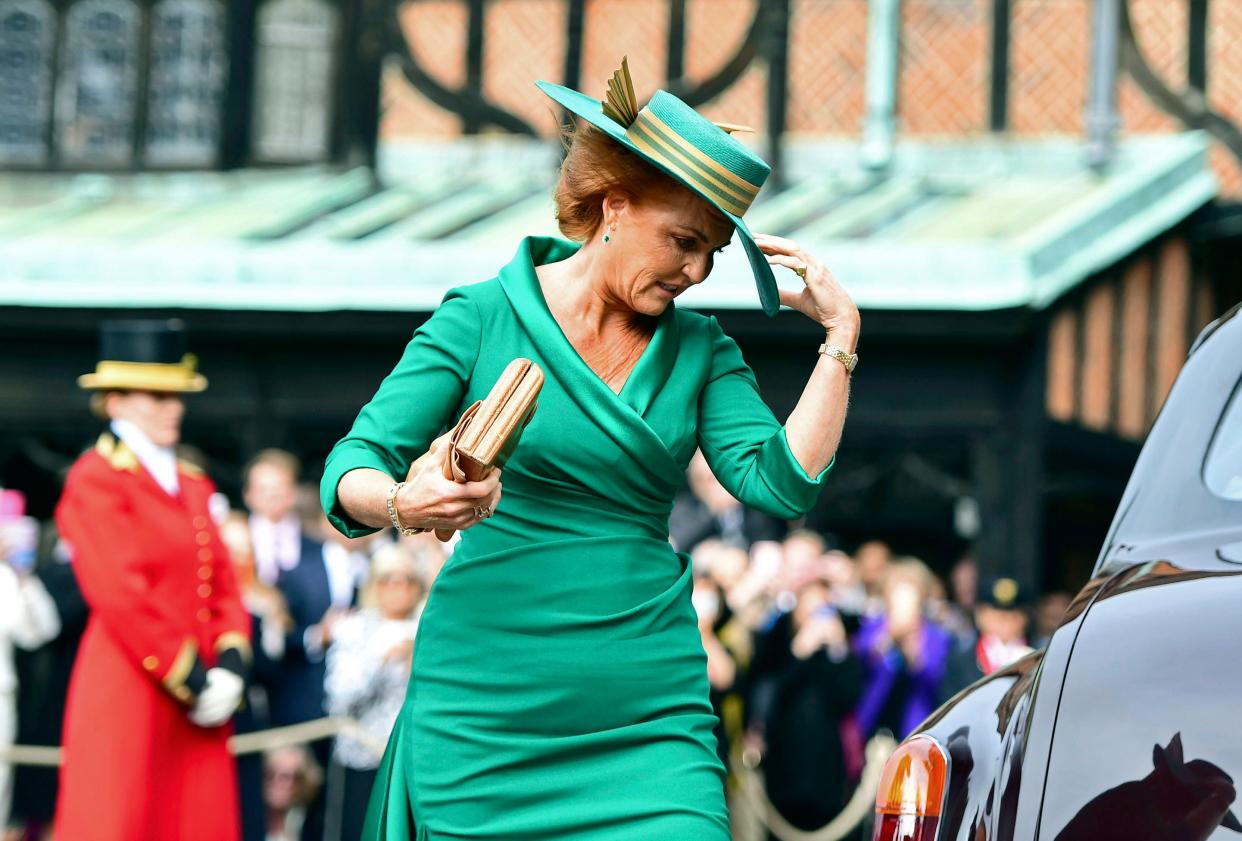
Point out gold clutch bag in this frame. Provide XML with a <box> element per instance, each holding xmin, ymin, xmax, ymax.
<box><xmin>442</xmin><ymin>357</ymin><xmax>544</xmax><ymax>482</ymax></box>
<box><xmin>405</xmin><ymin>358</ymin><xmax>544</xmax><ymax>535</ymax></box>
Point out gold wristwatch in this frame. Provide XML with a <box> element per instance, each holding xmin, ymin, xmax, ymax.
<box><xmin>818</xmin><ymin>342</ymin><xmax>858</xmax><ymax>374</ymax></box>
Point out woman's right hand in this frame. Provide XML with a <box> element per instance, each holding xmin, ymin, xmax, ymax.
<box><xmin>395</xmin><ymin>430</ymin><xmax>503</xmax><ymax>541</ymax></box>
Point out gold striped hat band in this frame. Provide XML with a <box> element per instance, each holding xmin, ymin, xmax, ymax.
<box><xmin>626</xmin><ymin>108</ymin><xmax>760</xmax><ymax>217</ymax></box>
<box><xmin>534</xmin><ymin>59</ymin><xmax>784</xmax><ymax>317</ymax></box>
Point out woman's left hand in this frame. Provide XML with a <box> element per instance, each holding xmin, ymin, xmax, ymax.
<box><xmin>753</xmin><ymin>233</ymin><xmax>860</xmax><ymax>346</ymax></box>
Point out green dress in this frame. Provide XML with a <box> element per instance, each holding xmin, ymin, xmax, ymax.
<box><xmin>322</xmin><ymin>235</ymin><xmax>833</xmax><ymax>841</ymax></box>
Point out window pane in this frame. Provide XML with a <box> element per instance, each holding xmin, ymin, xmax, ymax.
<box><xmin>1205</xmin><ymin>378</ymin><xmax>1242</xmax><ymax>501</ymax></box>
<box><xmin>145</xmin><ymin>0</ymin><xmax>227</xmax><ymax>167</ymax></box>
<box><xmin>252</xmin><ymin>0</ymin><xmax>338</xmax><ymax>163</ymax></box>
<box><xmin>0</xmin><ymin>0</ymin><xmax>56</xmax><ymax>166</ymax></box>
<box><xmin>54</xmin><ymin>0</ymin><xmax>141</xmax><ymax>166</ymax></box>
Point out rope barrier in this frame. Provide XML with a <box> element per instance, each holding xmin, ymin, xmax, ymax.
<box><xmin>230</xmin><ymin>716</ymin><xmax>387</xmax><ymax>758</ymax></box>
<box><xmin>1</xmin><ymin>744</ymin><xmax>61</xmax><ymax>767</ymax></box>
<box><xmin>0</xmin><ymin>716</ymin><xmax>387</xmax><ymax>767</ymax></box>
<box><xmin>730</xmin><ymin>733</ymin><xmax>897</xmax><ymax>841</ymax></box>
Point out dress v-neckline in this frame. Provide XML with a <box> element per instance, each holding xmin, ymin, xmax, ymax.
<box><xmin>507</xmin><ymin>236</ymin><xmax>677</xmax><ymax>415</ymax></box>
<box><xmin>496</xmin><ymin>235</ymin><xmax>686</xmax><ymax>485</ymax></box>
<box><xmin>536</xmin><ymin>276</ymin><xmax>657</xmax><ymax>398</ymax></box>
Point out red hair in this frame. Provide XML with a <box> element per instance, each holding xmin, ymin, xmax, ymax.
<box><xmin>553</xmin><ymin>120</ymin><xmax>723</xmax><ymax>241</ymax></box>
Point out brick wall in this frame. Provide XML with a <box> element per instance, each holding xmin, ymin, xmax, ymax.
<box><xmin>1044</xmin><ymin>232</ymin><xmax>1223</xmax><ymax>439</ymax></box>
<box><xmin>380</xmin><ymin>0</ymin><xmax>1242</xmax><ymax>196</ymax></box>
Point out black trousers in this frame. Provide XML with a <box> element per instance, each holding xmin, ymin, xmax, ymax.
<box><xmin>326</xmin><ymin>762</ymin><xmax>378</xmax><ymax>841</ymax></box>
<box><xmin>300</xmin><ymin>737</ymin><xmax>332</xmax><ymax>841</ymax></box>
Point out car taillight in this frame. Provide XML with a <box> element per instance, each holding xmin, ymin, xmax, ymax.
<box><xmin>871</xmin><ymin>735</ymin><xmax>950</xmax><ymax>841</ymax></box>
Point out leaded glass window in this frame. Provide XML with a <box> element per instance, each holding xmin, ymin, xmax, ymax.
<box><xmin>144</xmin><ymin>0</ymin><xmax>227</xmax><ymax>167</ymax></box>
<box><xmin>252</xmin><ymin>0</ymin><xmax>337</xmax><ymax>162</ymax></box>
<box><xmin>54</xmin><ymin>0</ymin><xmax>141</xmax><ymax>167</ymax></box>
<box><xmin>0</xmin><ymin>0</ymin><xmax>55</xmax><ymax>165</ymax></box>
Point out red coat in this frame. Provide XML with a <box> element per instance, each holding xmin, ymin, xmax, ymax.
<box><xmin>54</xmin><ymin>433</ymin><xmax>252</xmax><ymax>841</ymax></box>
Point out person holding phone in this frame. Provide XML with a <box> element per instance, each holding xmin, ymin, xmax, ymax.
<box><xmin>853</xmin><ymin>558</ymin><xmax>954</xmax><ymax>740</ymax></box>
<box><xmin>752</xmin><ymin>575</ymin><xmax>863</xmax><ymax>835</ymax></box>
<box><xmin>0</xmin><ymin>496</ymin><xmax>61</xmax><ymax>830</ymax></box>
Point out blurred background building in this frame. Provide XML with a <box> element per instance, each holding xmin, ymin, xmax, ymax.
<box><xmin>2</xmin><ymin>0</ymin><xmax>1241</xmax><ymax>594</ymax></box>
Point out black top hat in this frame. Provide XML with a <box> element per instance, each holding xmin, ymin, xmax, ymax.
<box><xmin>78</xmin><ymin>319</ymin><xmax>207</xmax><ymax>392</ymax></box>
<box><xmin>977</xmin><ymin>576</ymin><xmax>1030</xmax><ymax>610</ymax></box>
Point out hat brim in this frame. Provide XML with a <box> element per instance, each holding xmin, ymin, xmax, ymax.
<box><xmin>78</xmin><ymin>363</ymin><xmax>207</xmax><ymax>393</ymax></box>
<box><xmin>537</xmin><ymin>81</ymin><xmax>781</xmax><ymax>317</ymax></box>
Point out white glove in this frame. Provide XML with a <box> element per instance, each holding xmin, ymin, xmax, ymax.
<box><xmin>188</xmin><ymin>668</ymin><xmax>244</xmax><ymax>728</ymax></box>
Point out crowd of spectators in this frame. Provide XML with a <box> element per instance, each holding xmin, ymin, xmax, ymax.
<box><xmin>1</xmin><ymin>450</ymin><xmax>443</xmax><ymax>841</ymax></box>
<box><xmin>0</xmin><ymin>446</ymin><xmax>1072</xmax><ymax>840</ymax></box>
<box><xmin>671</xmin><ymin>451</ymin><xmax>1070</xmax><ymax>836</ymax></box>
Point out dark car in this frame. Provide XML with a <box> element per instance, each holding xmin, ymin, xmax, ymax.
<box><xmin>871</xmin><ymin>302</ymin><xmax>1242</xmax><ymax>841</ymax></box>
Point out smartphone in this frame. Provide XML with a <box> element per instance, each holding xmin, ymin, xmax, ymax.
<box><xmin>812</xmin><ymin>604</ymin><xmax>839</xmax><ymax>621</ymax></box>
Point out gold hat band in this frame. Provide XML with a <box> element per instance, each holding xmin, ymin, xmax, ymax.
<box><xmin>626</xmin><ymin>108</ymin><xmax>759</xmax><ymax>217</ymax></box>
<box><xmin>78</xmin><ymin>359</ymin><xmax>207</xmax><ymax>393</ymax></box>
<box><xmin>636</xmin><ymin>107</ymin><xmax>762</xmax><ymax>198</ymax></box>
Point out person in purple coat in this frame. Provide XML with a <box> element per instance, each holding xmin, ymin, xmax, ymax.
<box><xmin>853</xmin><ymin>558</ymin><xmax>954</xmax><ymax>739</ymax></box>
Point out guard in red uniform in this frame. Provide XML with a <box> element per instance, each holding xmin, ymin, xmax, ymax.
<box><xmin>55</xmin><ymin>320</ymin><xmax>252</xmax><ymax>841</ymax></box>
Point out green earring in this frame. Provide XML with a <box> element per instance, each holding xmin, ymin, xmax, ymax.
<box><xmin>603</xmin><ymin>224</ymin><xmax>614</xmax><ymax>243</ymax></box>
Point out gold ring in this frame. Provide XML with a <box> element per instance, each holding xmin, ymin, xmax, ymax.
<box><xmin>793</xmin><ymin>264</ymin><xmax>807</xmax><ymax>279</ymax></box>
<box><xmin>475</xmin><ymin>505</ymin><xmax>492</xmax><ymax>519</ymax></box>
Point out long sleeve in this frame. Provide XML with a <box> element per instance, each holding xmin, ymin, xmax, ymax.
<box><xmin>805</xmin><ymin>647</ymin><xmax>865</xmax><ymax>716</ymax></box>
<box><xmin>0</xmin><ymin>566</ymin><xmax>25</xmax><ymax>636</ymax></box>
<box><xmin>0</xmin><ymin>566</ymin><xmax>62</xmax><ymax>650</ymax></box>
<box><xmin>55</xmin><ymin>460</ymin><xmax>208</xmax><ymax>702</ymax></box>
<box><xmin>696</xmin><ymin>315</ymin><xmax>832</xmax><ymax>519</ymax></box>
<box><xmin>322</xmin><ymin>286</ymin><xmax>482</xmax><ymax>538</ymax></box>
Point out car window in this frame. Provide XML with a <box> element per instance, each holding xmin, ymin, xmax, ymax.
<box><xmin>1205</xmin><ymin>380</ymin><xmax>1242</xmax><ymax>500</ymax></box>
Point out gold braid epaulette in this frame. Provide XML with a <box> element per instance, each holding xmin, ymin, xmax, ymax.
<box><xmin>94</xmin><ymin>433</ymin><xmax>140</xmax><ymax>473</ymax></box>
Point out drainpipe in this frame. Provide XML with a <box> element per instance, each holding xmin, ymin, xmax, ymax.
<box><xmin>862</xmin><ymin>0</ymin><xmax>901</xmax><ymax>172</ymax></box>
<box><xmin>1086</xmin><ymin>0</ymin><xmax>1121</xmax><ymax>171</ymax></box>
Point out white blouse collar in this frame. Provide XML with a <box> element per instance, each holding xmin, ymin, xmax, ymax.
<box><xmin>111</xmin><ymin>419</ymin><xmax>180</xmax><ymax>496</ymax></box>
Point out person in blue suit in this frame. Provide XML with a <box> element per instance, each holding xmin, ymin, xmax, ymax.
<box><xmin>245</xmin><ymin>450</ymin><xmax>355</xmax><ymax>841</ymax></box>
<box><xmin>270</xmin><ymin>531</ymin><xmax>348</xmax><ymax>725</ymax></box>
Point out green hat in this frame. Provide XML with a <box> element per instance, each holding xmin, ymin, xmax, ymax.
<box><xmin>536</xmin><ymin>59</ymin><xmax>780</xmax><ymax>316</ymax></box>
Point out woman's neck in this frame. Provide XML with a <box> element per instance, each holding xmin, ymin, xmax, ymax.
<box><xmin>535</xmin><ymin>242</ymin><xmax>659</xmax><ymax>392</ymax></box>
<box><xmin>537</xmin><ymin>244</ymin><xmax>652</xmax><ymax>338</ymax></box>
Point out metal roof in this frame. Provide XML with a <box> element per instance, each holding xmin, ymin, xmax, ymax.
<box><xmin>0</xmin><ymin>132</ymin><xmax>1216</xmax><ymax>313</ymax></box>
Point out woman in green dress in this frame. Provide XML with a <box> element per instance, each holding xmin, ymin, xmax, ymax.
<box><xmin>320</xmin><ymin>67</ymin><xmax>859</xmax><ymax>841</ymax></box>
